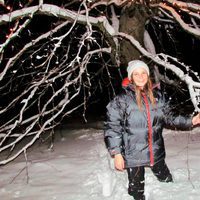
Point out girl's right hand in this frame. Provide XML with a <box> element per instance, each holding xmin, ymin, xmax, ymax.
<box><xmin>114</xmin><ymin>154</ymin><xmax>125</xmax><ymax>171</ymax></box>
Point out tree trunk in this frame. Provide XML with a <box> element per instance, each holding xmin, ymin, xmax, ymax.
<box><xmin>119</xmin><ymin>4</ymin><xmax>150</xmax><ymax>66</ymax></box>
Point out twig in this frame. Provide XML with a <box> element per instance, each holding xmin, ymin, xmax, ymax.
<box><xmin>186</xmin><ymin>130</ymin><xmax>195</xmax><ymax>189</ymax></box>
<box><xmin>24</xmin><ymin>149</ymin><xmax>30</xmax><ymax>184</ymax></box>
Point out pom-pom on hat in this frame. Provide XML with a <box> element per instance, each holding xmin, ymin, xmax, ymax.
<box><xmin>127</xmin><ymin>60</ymin><xmax>150</xmax><ymax>80</ymax></box>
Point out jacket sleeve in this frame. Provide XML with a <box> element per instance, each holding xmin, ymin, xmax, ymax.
<box><xmin>162</xmin><ymin>94</ymin><xmax>193</xmax><ymax>129</ymax></box>
<box><xmin>104</xmin><ymin>95</ymin><xmax>126</xmax><ymax>156</ymax></box>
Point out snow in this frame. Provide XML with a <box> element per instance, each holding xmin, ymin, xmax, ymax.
<box><xmin>0</xmin><ymin>122</ymin><xmax>200</xmax><ymax>200</ymax></box>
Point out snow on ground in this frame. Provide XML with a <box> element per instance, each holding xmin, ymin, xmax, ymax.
<box><xmin>0</xmin><ymin>123</ymin><xmax>200</xmax><ymax>200</ymax></box>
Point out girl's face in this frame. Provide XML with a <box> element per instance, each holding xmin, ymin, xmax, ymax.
<box><xmin>131</xmin><ymin>67</ymin><xmax>148</xmax><ymax>89</ymax></box>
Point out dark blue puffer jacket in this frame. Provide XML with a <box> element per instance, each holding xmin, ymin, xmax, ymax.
<box><xmin>104</xmin><ymin>82</ymin><xmax>192</xmax><ymax>168</ymax></box>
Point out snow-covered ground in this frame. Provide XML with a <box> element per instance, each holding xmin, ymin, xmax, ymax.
<box><xmin>0</xmin><ymin>122</ymin><xmax>200</xmax><ymax>200</ymax></box>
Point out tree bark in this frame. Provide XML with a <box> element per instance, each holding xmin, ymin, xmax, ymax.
<box><xmin>119</xmin><ymin>4</ymin><xmax>150</xmax><ymax>66</ymax></box>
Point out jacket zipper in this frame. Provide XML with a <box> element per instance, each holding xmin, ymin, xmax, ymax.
<box><xmin>142</xmin><ymin>93</ymin><xmax>154</xmax><ymax>166</ymax></box>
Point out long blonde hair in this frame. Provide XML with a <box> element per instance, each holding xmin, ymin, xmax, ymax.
<box><xmin>131</xmin><ymin>77</ymin><xmax>156</xmax><ymax>111</ymax></box>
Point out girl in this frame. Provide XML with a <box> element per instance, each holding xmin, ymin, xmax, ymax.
<box><xmin>104</xmin><ymin>60</ymin><xmax>200</xmax><ymax>200</ymax></box>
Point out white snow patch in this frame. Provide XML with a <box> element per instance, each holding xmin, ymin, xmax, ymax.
<box><xmin>0</xmin><ymin>126</ymin><xmax>200</xmax><ymax>200</ymax></box>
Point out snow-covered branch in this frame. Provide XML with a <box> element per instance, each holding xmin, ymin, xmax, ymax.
<box><xmin>0</xmin><ymin>4</ymin><xmax>110</xmax><ymax>28</ymax></box>
<box><xmin>117</xmin><ymin>32</ymin><xmax>200</xmax><ymax>111</ymax></box>
<box><xmin>166</xmin><ymin>0</ymin><xmax>200</xmax><ymax>13</ymax></box>
<box><xmin>159</xmin><ymin>3</ymin><xmax>200</xmax><ymax>38</ymax></box>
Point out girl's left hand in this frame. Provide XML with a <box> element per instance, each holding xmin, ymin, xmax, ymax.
<box><xmin>192</xmin><ymin>113</ymin><xmax>200</xmax><ymax>126</ymax></box>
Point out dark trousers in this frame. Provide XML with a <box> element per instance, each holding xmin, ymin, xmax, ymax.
<box><xmin>127</xmin><ymin>160</ymin><xmax>173</xmax><ymax>200</ymax></box>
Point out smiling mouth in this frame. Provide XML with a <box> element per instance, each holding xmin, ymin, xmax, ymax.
<box><xmin>137</xmin><ymin>81</ymin><xmax>145</xmax><ymax>84</ymax></box>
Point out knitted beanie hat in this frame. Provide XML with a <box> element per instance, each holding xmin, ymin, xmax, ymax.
<box><xmin>127</xmin><ymin>60</ymin><xmax>150</xmax><ymax>80</ymax></box>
